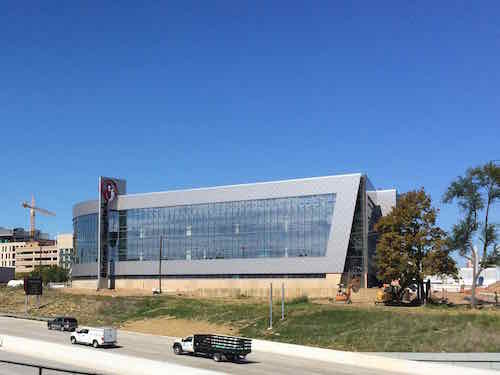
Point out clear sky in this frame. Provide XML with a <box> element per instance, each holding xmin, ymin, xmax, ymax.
<box><xmin>1</xmin><ymin>2</ymin><xmax>498</xmax><ymax>241</ymax></box>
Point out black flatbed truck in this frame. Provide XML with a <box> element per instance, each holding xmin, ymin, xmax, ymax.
<box><xmin>173</xmin><ymin>334</ymin><xmax>252</xmax><ymax>362</ymax></box>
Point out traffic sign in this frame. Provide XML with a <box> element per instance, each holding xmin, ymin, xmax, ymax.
<box><xmin>24</xmin><ymin>277</ymin><xmax>43</xmax><ymax>296</ymax></box>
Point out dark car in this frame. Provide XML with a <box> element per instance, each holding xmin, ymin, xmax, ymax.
<box><xmin>48</xmin><ymin>317</ymin><xmax>78</xmax><ymax>332</ymax></box>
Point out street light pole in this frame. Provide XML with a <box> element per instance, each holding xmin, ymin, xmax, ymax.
<box><xmin>159</xmin><ymin>236</ymin><xmax>162</xmax><ymax>294</ymax></box>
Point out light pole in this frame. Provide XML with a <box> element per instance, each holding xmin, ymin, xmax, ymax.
<box><xmin>268</xmin><ymin>283</ymin><xmax>273</xmax><ymax>330</ymax></box>
<box><xmin>158</xmin><ymin>235</ymin><xmax>167</xmax><ymax>294</ymax></box>
<box><xmin>159</xmin><ymin>236</ymin><xmax>163</xmax><ymax>294</ymax></box>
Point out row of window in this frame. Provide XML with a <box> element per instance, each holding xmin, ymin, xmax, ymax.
<box><xmin>1</xmin><ymin>245</ymin><xmax>23</xmax><ymax>252</ymax></box>
<box><xmin>74</xmin><ymin>273</ymin><xmax>327</xmax><ymax>280</ymax></box>
<box><xmin>74</xmin><ymin>194</ymin><xmax>335</xmax><ymax>264</ymax></box>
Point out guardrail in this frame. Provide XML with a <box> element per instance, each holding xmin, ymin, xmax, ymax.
<box><xmin>0</xmin><ymin>313</ymin><xmax>50</xmax><ymax>322</ymax></box>
<box><xmin>0</xmin><ymin>359</ymin><xmax>100</xmax><ymax>375</ymax></box>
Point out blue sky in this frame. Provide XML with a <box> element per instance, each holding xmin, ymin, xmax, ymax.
<box><xmin>1</xmin><ymin>2</ymin><xmax>498</xmax><ymax>242</ymax></box>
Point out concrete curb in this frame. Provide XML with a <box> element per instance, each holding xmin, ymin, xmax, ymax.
<box><xmin>371</xmin><ymin>352</ymin><xmax>500</xmax><ymax>371</ymax></box>
<box><xmin>0</xmin><ymin>334</ymin><xmax>221</xmax><ymax>375</ymax></box>
<box><xmin>250</xmin><ymin>339</ymin><xmax>498</xmax><ymax>375</ymax></box>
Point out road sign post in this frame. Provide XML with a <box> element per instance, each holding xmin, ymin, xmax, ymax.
<box><xmin>24</xmin><ymin>277</ymin><xmax>42</xmax><ymax>296</ymax></box>
<box><xmin>268</xmin><ymin>283</ymin><xmax>273</xmax><ymax>330</ymax></box>
<box><xmin>23</xmin><ymin>277</ymin><xmax>42</xmax><ymax>312</ymax></box>
<box><xmin>281</xmin><ymin>282</ymin><xmax>285</xmax><ymax>320</ymax></box>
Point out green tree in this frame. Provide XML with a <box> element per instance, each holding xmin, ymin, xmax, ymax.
<box><xmin>30</xmin><ymin>265</ymin><xmax>69</xmax><ymax>284</ymax></box>
<box><xmin>443</xmin><ymin>161</ymin><xmax>500</xmax><ymax>307</ymax></box>
<box><xmin>375</xmin><ymin>189</ymin><xmax>457</xmax><ymax>303</ymax></box>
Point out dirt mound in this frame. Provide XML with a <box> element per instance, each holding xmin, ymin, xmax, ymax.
<box><xmin>120</xmin><ymin>316</ymin><xmax>237</xmax><ymax>337</ymax></box>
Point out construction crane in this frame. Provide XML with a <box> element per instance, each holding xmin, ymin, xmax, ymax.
<box><xmin>21</xmin><ymin>195</ymin><xmax>56</xmax><ymax>241</ymax></box>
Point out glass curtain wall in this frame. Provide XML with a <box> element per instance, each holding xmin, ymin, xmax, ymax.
<box><xmin>342</xmin><ymin>176</ymin><xmax>383</xmax><ymax>288</ymax></box>
<box><xmin>74</xmin><ymin>194</ymin><xmax>335</xmax><ymax>264</ymax></box>
<box><xmin>73</xmin><ymin>214</ymin><xmax>98</xmax><ymax>264</ymax></box>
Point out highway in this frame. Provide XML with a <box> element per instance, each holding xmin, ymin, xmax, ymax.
<box><xmin>0</xmin><ymin>316</ymin><xmax>409</xmax><ymax>375</ymax></box>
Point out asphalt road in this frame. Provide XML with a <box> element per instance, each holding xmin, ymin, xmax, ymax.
<box><xmin>0</xmin><ymin>317</ymin><xmax>402</xmax><ymax>375</ymax></box>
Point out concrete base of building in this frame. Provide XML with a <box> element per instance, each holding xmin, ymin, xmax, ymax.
<box><xmin>71</xmin><ymin>279</ymin><xmax>99</xmax><ymax>289</ymax></box>
<box><xmin>72</xmin><ymin>274</ymin><xmax>342</xmax><ymax>299</ymax></box>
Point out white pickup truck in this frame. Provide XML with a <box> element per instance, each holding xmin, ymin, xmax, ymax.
<box><xmin>70</xmin><ymin>327</ymin><xmax>117</xmax><ymax>348</ymax></box>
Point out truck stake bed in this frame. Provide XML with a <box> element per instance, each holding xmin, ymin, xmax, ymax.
<box><xmin>173</xmin><ymin>334</ymin><xmax>252</xmax><ymax>362</ymax></box>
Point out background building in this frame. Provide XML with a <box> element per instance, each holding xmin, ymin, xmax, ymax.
<box><xmin>0</xmin><ymin>228</ymin><xmax>72</xmax><ymax>274</ymax></box>
<box><xmin>427</xmin><ymin>267</ymin><xmax>500</xmax><ymax>292</ymax></box>
<box><xmin>72</xmin><ymin>174</ymin><xmax>396</xmax><ymax>297</ymax></box>
<box><xmin>0</xmin><ymin>241</ymin><xmax>25</xmax><ymax>268</ymax></box>
<box><xmin>57</xmin><ymin>233</ymin><xmax>74</xmax><ymax>271</ymax></box>
<box><xmin>0</xmin><ymin>227</ymin><xmax>51</xmax><ymax>243</ymax></box>
<box><xmin>15</xmin><ymin>242</ymin><xmax>59</xmax><ymax>274</ymax></box>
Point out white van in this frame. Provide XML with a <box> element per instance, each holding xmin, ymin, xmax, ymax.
<box><xmin>70</xmin><ymin>327</ymin><xmax>117</xmax><ymax>348</ymax></box>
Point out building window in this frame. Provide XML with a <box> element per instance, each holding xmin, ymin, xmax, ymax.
<box><xmin>73</xmin><ymin>194</ymin><xmax>335</xmax><ymax>264</ymax></box>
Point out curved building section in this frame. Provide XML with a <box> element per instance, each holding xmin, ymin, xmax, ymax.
<box><xmin>72</xmin><ymin>174</ymin><xmax>396</xmax><ymax>296</ymax></box>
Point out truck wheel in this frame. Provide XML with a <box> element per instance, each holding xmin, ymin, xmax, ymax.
<box><xmin>213</xmin><ymin>353</ymin><xmax>222</xmax><ymax>362</ymax></box>
<box><xmin>92</xmin><ymin>340</ymin><xmax>99</xmax><ymax>348</ymax></box>
<box><xmin>173</xmin><ymin>344</ymin><xmax>182</xmax><ymax>355</ymax></box>
<box><xmin>70</xmin><ymin>337</ymin><xmax>76</xmax><ymax>345</ymax></box>
<box><xmin>48</xmin><ymin>324</ymin><xmax>52</xmax><ymax>330</ymax></box>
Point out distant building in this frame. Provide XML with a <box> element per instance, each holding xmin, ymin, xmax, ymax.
<box><xmin>15</xmin><ymin>241</ymin><xmax>59</xmax><ymax>274</ymax></box>
<box><xmin>57</xmin><ymin>233</ymin><xmax>74</xmax><ymax>271</ymax></box>
<box><xmin>0</xmin><ymin>227</ymin><xmax>51</xmax><ymax>244</ymax></box>
<box><xmin>427</xmin><ymin>266</ymin><xmax>500</xmax><ymax>292</ymax></box>
<box><xmin>0</xmin><ymin>241</ymin><xmax>26</xmax><ymax>268</ymax></box>
<box><xmin>0</xmin><ymin>227</ymin><xmax>73</xmax><ymax>274</ymax></box>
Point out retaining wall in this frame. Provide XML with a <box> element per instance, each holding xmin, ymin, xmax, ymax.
<box><xmin>73</xmin><ymin>273</ymin><xmax>342</xmax><ymax>299</ymax></box>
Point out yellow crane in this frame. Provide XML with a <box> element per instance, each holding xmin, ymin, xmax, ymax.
<box><xmin>21</xmin><ymin>195</ymin><xmax>56</xmax><ymax>241</ymax></box>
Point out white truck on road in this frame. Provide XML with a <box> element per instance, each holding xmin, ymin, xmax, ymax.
<box><xmin>70</xmin><ymin>327</ymin><xmax>117</xmax><ymax>348</ymax></box>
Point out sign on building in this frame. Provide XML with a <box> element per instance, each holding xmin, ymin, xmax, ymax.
<box><xmin>98</xmin><ymin>176</ymin><xmax>126</xmax><ymax>289</ymax></box>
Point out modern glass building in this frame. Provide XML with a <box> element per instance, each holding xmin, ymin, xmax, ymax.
<box><xmin>72</xmin><ymin>174</ymin><xmax>396</xmax><ymax>294</ymax></box>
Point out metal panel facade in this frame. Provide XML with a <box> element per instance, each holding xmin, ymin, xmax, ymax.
<box><xmin>72</xmin><ymin>174</ymin><xmax>362</xmax><ymax>277</ymax></box>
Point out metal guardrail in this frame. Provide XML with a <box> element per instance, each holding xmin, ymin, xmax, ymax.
<box><xmin>0</xmin><ymin>359</ymin><xmax>101</xmax><ymax>375</ymax></box>
<box><xmin>0</xmin><ymin>313</ymin><xmax>50</xmax><ymax>322</ymax></box>
<box><xmin>416</xmin><ymin>359</ymin><xmax>500</xmax><ymax>363</ymax></box>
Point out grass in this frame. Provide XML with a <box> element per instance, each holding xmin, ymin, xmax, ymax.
<box><xmin>1</xmin><ymin>286</ymin><xmax>499</xmax><ymax>352</ymax></box>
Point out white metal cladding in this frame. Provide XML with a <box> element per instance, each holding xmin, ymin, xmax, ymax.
<box><xmin>374</xmin><ymin>189</ymin><xmax>397</xmax><ymax>216</ymax></box>
<box><xmin>72</xmin><ymin>173</ymin><xmax>361</xmax><ymax>276</ymax></box>
<box><xmin>72</xmin><ymin>199</ymin><xmax>99</xmax><ymax>218</ymax></box>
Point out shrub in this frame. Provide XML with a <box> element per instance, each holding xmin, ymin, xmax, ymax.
<box><xmin>289</xmin><ymin>295</ymin><xmax>309</xmax><ymax>304</ymax></box>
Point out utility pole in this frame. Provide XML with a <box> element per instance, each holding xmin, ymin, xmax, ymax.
<box><xmin>159</xmin><ymin>236</ymin><xmax>162</xmax><ymax>294</ymax></box>
<box><xmin>268</xmin><ymin>283</ymin><xmax>273</xmax><ymax>330</ymax></box>
<box><xmin>281</xmin><ymin>283</ymin><xmax>285</xmax><ymax>320</ymax></box>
